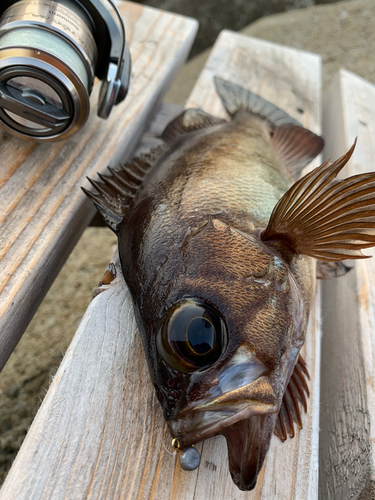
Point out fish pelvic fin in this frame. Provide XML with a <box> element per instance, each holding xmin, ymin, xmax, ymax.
<box><xmin>316</xmin><ymin>260</ymin><xmax>352</xmax><ymax>279</ymax></box>
<box><xmin>82</xmin><ymin>145</ymin><xmax>168</xmax><ymax>233</ymax></box>
<box><xmin>261</xmin><ymin>140</ymin><xmax>375</xmax><ymax>261</ymax></box>
<box><xmin>214</xmin><ymin>77</ymin><xmax>324</xmax><ymax>179</ymax></box>
<box><xmin>161</xmin><ymin>108</ymin><xmax>226</xmax><ymax>145</ymax></box>
<box><xmin>274</xmin><ymin>355</ymin><xmax>310</xmax><ymax>442</ymax></box>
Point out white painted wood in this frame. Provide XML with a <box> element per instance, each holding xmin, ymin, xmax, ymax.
<box><xmin>0</xmin><ymin>32</ymin><xmax>322</xmax><ymax>499</ymax></box>
<box><xmin>320</xmin><ymin>69</ymin><xmax>375</xmax><ymax>500</ymax></box>
<box><xmin>0</xmin><ymin>1</ymin><xmax>198</xmax><ymax>371</ymax></box>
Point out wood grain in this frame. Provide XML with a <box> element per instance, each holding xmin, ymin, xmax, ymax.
<box><xmin>320</xmin><ymin>69</ymin><xmax>375</xmax><ymax>500</ymax></box>
<box><xmin>0</xmin><ymin>32</ymin><xmax>322</xmax><ymax>499</ymax></box>
<box><xmin>0</xmin><ymin>1</ymin><xmax>198</xmax><ymax>371</ymax></box>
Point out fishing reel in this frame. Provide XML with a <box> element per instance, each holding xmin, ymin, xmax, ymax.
<box><xmin>0</xmin><ymin>0</ymin><xmax>132</xmax><ymax>142</ymax></box>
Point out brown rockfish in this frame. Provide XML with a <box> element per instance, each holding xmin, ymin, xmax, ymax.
<box><xmin>83</xmin><ymin>78</ymin><xmax>375</xmax><ymax>491</ymax></box>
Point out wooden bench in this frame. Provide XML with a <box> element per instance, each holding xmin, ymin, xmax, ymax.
<box><xmin>319</xmin><ymin>69</ymin><xmax>375</xmax><ymax>500</ymax></box>
<box><xmin>0</xmin><ymin>1</ymin><xmax>198</xmax><ymax>371</ymax></box>
<box><xmin>0</xmin><ymin>31</ymin><xmax>324</xmax><ymax>499</ymax></box>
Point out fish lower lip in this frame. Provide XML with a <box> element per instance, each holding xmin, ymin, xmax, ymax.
<box><xmin>222</xmin><ymin>415</ymin><xmax>273</xmax><ymax>491</ymax></box>
<box><xmin>169</xmin><ymin>409</ymin><xmax>236</xmax><ymax>446</ymax></box>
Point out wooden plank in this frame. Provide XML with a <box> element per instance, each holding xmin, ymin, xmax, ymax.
<box><xmin>0</xmin><ymin>32</ymin><xmax>322</xmax><ymax>499</ymax></box>
<box><xmin>0</xmin><ymin>2</ymin><xmax>198</xmax><ymax>372</ymax></box>
<box><xmin>320</xmin><ymin>69</ymin><xmax>375</xmax><ymax>500</ymax></box>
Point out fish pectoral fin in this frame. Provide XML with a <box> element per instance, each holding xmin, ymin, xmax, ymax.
<box><xmin>82</xmin><ymin>145</ymin><xmax>168</xmax><ymax>233</ymax></box>
<box><xmin>161</xmin><ymin>108</ymin><xmax>226</xmax><ymax>144</ymax></box>
<box><xmin>274</xmin><ymin>355</ymin><xmax>310</xmax><ymax>442</ymax></box>
<box><xmin>261</xmin><ymin>140</ymin><xmax>375</xmax><ymax>261</ymax></box>
<box><xmin>316</xmin><ymin>260</ymin><xmax>352</xmax><ymax>279</ymax></box>
<box><xmin>272</xmin><ymin>123</ymin><xmax>324</xmax><ymax>180</ymax></box>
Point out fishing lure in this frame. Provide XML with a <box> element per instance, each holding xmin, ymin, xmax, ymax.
<box><xmin>83</xmin><ymin>78</ymin><xmax>375</xmax><ymax>490</ymax></box>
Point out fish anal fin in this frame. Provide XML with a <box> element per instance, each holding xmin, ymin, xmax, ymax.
<box><xmin>161</xmin><ymin>108</ymin><xmax>226</xmax><ymax>144</ymax></box>
<box><xmin>274</xmin><ymin>355</ymin><xmax>310</xmax><ymax>441</ymax></box>
<box><xmin>261</xmin><ymin>140</ymin><xmax>375</xmax><ymax>261</ymax></box>
<box><xmin>82</xmin><ymin>145</ymin><xmax>168</xmax><ymax>233</ymax></box>
<box><xmin>272</xmin><ymin>124</ymin><xmax>324</xmax><ymax>180</ymax></box>
<box><xmin>316</xmin><ymin>260</ymin><xmax>352</xmax><ymax>279</ymax></box>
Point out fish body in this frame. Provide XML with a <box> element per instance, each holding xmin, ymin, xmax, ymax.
<box><xmin>84</xmin><ymin>78</ymin><xmax>375</xmax><ymax>490</ymax></box>
<box><xmin>119</xmin><ymin>105</ymin><xmax>315</xmax><ymax>490</ymax></box>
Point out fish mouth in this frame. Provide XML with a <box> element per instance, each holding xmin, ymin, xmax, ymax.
<box><xmin>222</xmin><ymin>415</ymin><xmax>274</xmax><ymax>491</ymax></box>
<box><xmin>168</xmin><ymin>355</ymin><xmax>279</xmax><ymax>490</ymax></box>
<box><xmin>168</xmin><ymin>375</ymin><xmax>278</xmax><ymax>449</ymax></box>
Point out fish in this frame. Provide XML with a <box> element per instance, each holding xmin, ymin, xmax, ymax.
<box><xmin>83</xmin><ymin>77</ymin><xmax>375</xmax><ymax>491</ymax></box>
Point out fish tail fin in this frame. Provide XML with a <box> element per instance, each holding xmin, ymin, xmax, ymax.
<box><xmin>261</xmin><ymin>140</ymin><xmax>375</xmax><ymax>261</ymax></box>
<box><xmin>214</xmin><ymin>76</ymin><xmax>300</xmax><ymax>126</ymax></box>
<box><xmin>214</xmin><ymin>77</ymin><xmax>324</xmax><ymax>178</ymax></box>
<box><xmin>274</xmin><ymin>355</ymin><xmax>310</xmax><ymax>441</ymax></box>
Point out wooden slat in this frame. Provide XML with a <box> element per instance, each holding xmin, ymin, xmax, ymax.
<box><xmin>0</xmin><ymin>32</ymin><xmax>322</xmax><ymax>499</ymax></box>
<box><xmin>320</xmin><ymin>69</ymin><xmax>375</xmax><ymax>500</ymax></box>
<box><xmin>0</xmin><ymin>2</ymin><xmax>198</xmax><ymax>371</ymax></box>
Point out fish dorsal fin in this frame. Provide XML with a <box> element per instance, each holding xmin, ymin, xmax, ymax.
<box><xmin>272</xmin><ymin>124</ymin><xmax>324</xmax><ymax>180</ymax></box>
<box><xmin>161</xmin><ymin>108</ymin><xmax>226</xmax><ymax>145</ymax></box>
<box><xmin>274</xmin><ymin>355</ymin><xmax>310</xmax><ymax>442</ymax></box>
<box><xmin>82</xmin><ymin>145</ymin><xmax>168</xmax><ymax>233</ymax></box>
<box><xmin>214</xmin><ymin>77</ymin><xmax>323</xmax><ymax>180</ymax></box>
<box><xmin>261</xmin><ymin>141</ymin><xmax>375</xmax><ymax>261</ymax></box>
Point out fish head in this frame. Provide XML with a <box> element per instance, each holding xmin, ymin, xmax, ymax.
<box><xmin>127</xmin><ymin>216</ymin><xmax>310</xmax><ymax>490</ymax></box>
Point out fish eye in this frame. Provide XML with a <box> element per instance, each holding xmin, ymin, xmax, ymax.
<box><xmin>157</xmin><ymin>299</ymin><xmax>228</xmax><ymax>373</ymax></box>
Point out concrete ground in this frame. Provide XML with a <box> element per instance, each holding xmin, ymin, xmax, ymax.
<box><xmin>0</xmin><ymin>0</ymin><xmax>374</xmax><ymax>486</ymax></box>
<box><xmin>136</xmin><ymin>0</ymin><xmax>345</xmax><ymax>58</ymax></box>
<box><xmin>164</xmin><ymin>0</ymin><xmax>375</xmax><ymax>104</ymax></box>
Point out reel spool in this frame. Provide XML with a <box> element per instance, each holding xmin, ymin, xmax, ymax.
<box><xmin>0</xmin><ymin>0</ymin><xmax>131</xmax><ymax>142</ymax></box>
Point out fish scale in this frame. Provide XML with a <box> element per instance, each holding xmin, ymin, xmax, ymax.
<box><xmin>176</xmin><ymin>123</ymin><xmax>291</xmax><ymax>229</ymax></box>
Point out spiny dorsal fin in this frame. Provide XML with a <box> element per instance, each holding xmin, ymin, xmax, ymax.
<box><xmin>82</xmin><ymin>145</ymin><xmax>168</xmax><ymax>233</ymax></box>
<box><xmin>214</xmin><ymin>76</ymin><xmax>323</xmax><ymax>180</ymax></box>
<box><xmin>161</xmin><ymin>108</ymin><xmax>226</xmax><ymax>145</ymax></box>
<box><xmin>82</xmin><ymin>186</ymin><xmax>125</xmax><ymax>233</ymax></box>
<box><xmin>261</xmin><ymin>140</ymin><xmax>375</xmax><ymax>261</ymax></box>
<box><xmin>274</xmin><ymin>355</ymin><xmax>310</xmax><ymax>442</ymax></box>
